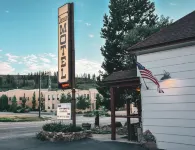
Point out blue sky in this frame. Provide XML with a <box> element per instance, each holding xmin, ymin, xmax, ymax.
<box><xmin>0</xmin><ymin>0</ymin><xmax>194</xmax><ymax>75</ymax></box>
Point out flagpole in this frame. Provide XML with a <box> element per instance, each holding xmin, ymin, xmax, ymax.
<box><xmin>142</xmin><ymin>78</ymin><xmax>149</xmax><ymax>90</ymax></box>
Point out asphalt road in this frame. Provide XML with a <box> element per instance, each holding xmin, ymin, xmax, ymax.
<box><xmin>0</xmin><ymin>115</ymin><xmax>138</xmax><ymax>140</ymax></box>
<box><xmin>0</xmin><ymin>114</ymin><xmax>143</xmax><ymax>150</ymax></box>
<box><xmin>0</xmin><ymin>137</ymin><xmax>146</xmax><ymax>150</ymax></box>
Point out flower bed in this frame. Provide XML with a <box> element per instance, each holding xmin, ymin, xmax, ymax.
<box><xmin>36</xmin><ymin>130</ymin><xmax>92</xmax><ymax>141</ymax></box>
<box><xmin>36</xmin><ymin>122</ymin><xmax>92</xmax><ymax>142</ymax></box>
<box><xmin>91</xmin><ymin>122</ymin><xmax>127</xmax><ymax>135</ymax></box>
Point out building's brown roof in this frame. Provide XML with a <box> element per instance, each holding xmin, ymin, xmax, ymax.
<box><xmin>103</xmin><ymin>69</ymin><xmax>137</xmax><ymax>83</ymax></box>
<box><xmin>128</xmin><ymin>10</ymin><xmax>195</xmax><ymax>51</ymax></box>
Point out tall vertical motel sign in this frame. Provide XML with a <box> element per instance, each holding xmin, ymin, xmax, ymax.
<box><xmin>58</xmin><ymin>3</ymin><xmax>75</xmax><ymax>89</ymax></box>
<box><xmin>58</xmin><ymin>3</ymin><xmax>76</xmax><ymax>125</ymax></box>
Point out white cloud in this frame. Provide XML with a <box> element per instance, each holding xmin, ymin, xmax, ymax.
<box><xmin>5</xmin><ymin>53</ymin><xmax>19</xmax><ymax>63</ymax></box>
<box><xmin>85</xmin><ymin>23</ymin><xmax>91</xmax><ymax>26</ymax></box>
<box><xmin>0</xmin><ymin>62</ymin><xmax>15</xmax><ymax>74</ymax></box>
<box><xmin>75</xmin><ymin>59</ymin><xmax>102</xmax><ymax>75</ymax></box>
<box><xmin>1</xmin><ymin>52</ymin><xmax>103</xmax><ymax>76</ymax></box>
<box><xmin>39</xmin><ymin>57</ymin><xmax>51</xmax><ymax>63</ymax></box>
<box><xmin>5</xmin><ymin>10</ymin><xmax>9</xmax><ymax>13</ymax></box>
<box><xmin>89</xmin><ymin>34</ymin><xmax>94</xmax><ymax>38</ymax></box>
<box><xmin>170</xmin><ymin>2</ymin><xmax>176</xmax><ymax>6</ymax></box>
<box><xmin>75</xmin><ymin>20</ymin><xmax>83</xmax><ymax>23</ymax></box>
<box><xmin>0</xmin><ymin>49</ymin><xmax>2</xmax><ymax>52</ymax></box>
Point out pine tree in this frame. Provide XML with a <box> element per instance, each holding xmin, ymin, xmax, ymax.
<box><xmin>21</xmin><ymin>94</ymin><xmax>27</xmax><ymax>109</ymax></box>
<box><xmin>76</xmin><ymin>95</ymin><xmax>90</xmax><ymax>110</ymax></box>
<box><xmin>40</xmin><ymin>92</ymin><xmax>45</xmax><ymax>110</ymax></box>
<box><xmin>11</xmin><ymin>96</ymin><xmax>17</xmax><ymax>112</ymax></box>
<box><xmin>97</xmin><ymin>0</ymin><xmax>172</xmax><ymax>109</ymax></box>
<box><xmin>60</xmin><ymin>93</ymin><xmax>72</xmax><ymax>103</ymax></box>
<box><xmin>32</xmin><ymin>91</ymin><xmax>36</xmax><ymax>110</ymax></box>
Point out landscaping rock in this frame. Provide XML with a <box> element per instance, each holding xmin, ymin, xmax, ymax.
<box><xmin>116</xmin><ymin>126</ymin><xmax>127</xmax><ymax>135</ymax></box>
<box><xmin>140</xmin><ymin>130</ymin><xmax>158</xmax><ymax>150</ymax></box>
<box><xmin>36</xmin><ymin>130</ymin><xmax>92</xmax><ymax>142</ymax></box>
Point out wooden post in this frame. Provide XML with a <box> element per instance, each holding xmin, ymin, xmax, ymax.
<box><xmin>127</xmin><ymin>98</ymin><xmax>131</xmax><ymax>141</ymax></box>
<box><xmin>110</xmin><ymin>87</ymin><xmax>116</xmax><ymax>140</ymax></box>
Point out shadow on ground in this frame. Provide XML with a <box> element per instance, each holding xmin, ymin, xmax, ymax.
<box><xmin>0</xmin><ymin>137</ymin><xmax>147</xmax><ymax>150</ymax></box>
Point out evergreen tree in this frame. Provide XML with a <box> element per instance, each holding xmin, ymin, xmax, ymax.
<box><xmin>32</xmin><ymin>91</ymin><xmax>36</xmax><ymax>110</ymax></box>
<box><xmin>21</xmin><ymin>94</ymin><xmax>27</xmax><ymax>109</ymax></box>
<box><xmin>60</xmin><ymin>93</ymin><xmax>72</xmax><ymax>103</ymax></box>
<box><xmin>0</xmin><ymin>95</ymin><xmax>8</xmax><ymax>111</ymax></box>
<box><xmin>87</xmin><ymin>74</ymin><xmax>91</xmax><ymax>79</ymax></box>
<box><xmin>40</xmin><ymin>92</ymin><xmax>45</xmax><ymax>110</ymax></box>
<box><xmin>92</xmin><ymin>74</ymin><xmax>96</xmax><ymax>81</ymax></box>
<box><xmin>76</xmin><ymin>95</ymin><xmax>90</xmax><ymax>110</ymax></box>
<box><xmin>97</xmin><ymin>0</ymin><xmax>172</xmax><ymax>109</ymax></box>
<box><xmin>10</xmin><ymin>96</ymin><xmax>17</xmax><ymax>112</ymax></box>
<box><xmin>0</xmin><ymin>77</ymin><xmax>2</xmax><ymax>87</ymax></box>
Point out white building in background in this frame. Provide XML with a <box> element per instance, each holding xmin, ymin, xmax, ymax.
<box><xmin>44</xmin><ymin>88</ymin><xmax>98</xmax><ymax>112</ymax></box>
<box><xmin>129</xmin><ymin>11</ymin><xmax>195</xmax><ymax>150</ymax></box>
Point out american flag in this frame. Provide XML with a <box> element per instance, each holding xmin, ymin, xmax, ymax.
<box><xmin>137</xmin><ymin>62</ymin><xmax>164</xmax><ymax>93</ymax></box>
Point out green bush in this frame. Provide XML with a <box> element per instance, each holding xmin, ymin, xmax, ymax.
<box><xmin>0</xmin><ymin>118</ymin><xmax>15</xmax><ymax>122</ymax></box>
<box><xmin>115</xmin><ymin>122</ymin><xmax>122</xmax><ymax>128</ymax></box>
<box><xmin>105</xmin><ymin>113</ymin><xmax>110</xmax><ymax>117</ymax></box>
<box><xmin>83</xmin><ymin>113</ymin><xmax>94</xmax><ymax>117</ymax></box>
<box><xmin>42</xmin><ymin>122</ymin><xmax>83</xmax><ymax>133</ymax></box>
<box><xmin>76</xmin><ymin>111</ymin><xmax>83</xmax><ymax>114</ymax></box>
<box><xmin>17</xmin><ymin>106</ymin><xmax>22</xmax><ymax>110</ymax></box>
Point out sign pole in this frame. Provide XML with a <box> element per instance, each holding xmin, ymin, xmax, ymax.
<box><xmin>70</xmin><ymin>3</ymin><xmax>76</xmax><ymax>126</ymax></box>
<box><xmin>58</xmin><ymin>3</ymin><xmax>75</xmax><ymax>126</ymax></box>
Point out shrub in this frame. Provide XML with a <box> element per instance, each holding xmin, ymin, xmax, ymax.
<box><xmin>115</xmin><ymin>122</ymin><xmax>122</xmax><ymax>128</ymax></box>
<box><xmin>42</xmin><ymin>122</ymin><xmax>83</xmax><ymax>133</ymax></box>
<box><xmin>0</xmin><ymin>118</ymin><xmax>15</xmax><ymax>122</ymax></box>
<box><xmin>82</xmin><ymin>123</ymin><xmax>91</xmax><ymax>130</ymax></box>
<box><xmin>76</xmin><ymin>111</ymin><xmax>83</xmax><ymax>114</ymax></box>
<box><xmin>17</xmin><ymin>106</ymin><xmax>22</xmax><ymax>110</ymax></box>
<box><xmin>83</xmin><ymin>112</ymin><xmax>94</xmax><ymax>117</ymax></box>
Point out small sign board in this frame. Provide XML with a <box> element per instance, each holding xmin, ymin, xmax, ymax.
<box><xmin>57</xmin><ymin>103</ymin><xmax>71</xmax><ymax>120</ymax></box>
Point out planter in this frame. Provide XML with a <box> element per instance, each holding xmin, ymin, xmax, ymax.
<box><xmin>36</xmin><ymin>130</ymin><xmax>92</xmax><ymax>141</ymax></box>
<box><xmin>82</xmin><ymin>123</ymin><xmax>91</xmax><ymax>130</ymax></box>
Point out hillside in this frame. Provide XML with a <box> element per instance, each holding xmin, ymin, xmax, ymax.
<box><xmin>0</xmin><ymin>72</ymin><xmax>97</xmax><ymax>91</ymax></box>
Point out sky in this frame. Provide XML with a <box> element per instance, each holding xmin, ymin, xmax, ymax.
<box><xmin>0</xmin><ymin>0</ymin><xmax>195</xmax><ymax>75</ymax></box>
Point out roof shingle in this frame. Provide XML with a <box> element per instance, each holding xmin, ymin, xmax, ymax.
<box><xmin>128</xmin><ymin>10</ymin><xmax>195</xmax><ymax>51</ymax></box>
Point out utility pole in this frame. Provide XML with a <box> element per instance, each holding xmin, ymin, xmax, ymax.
<box><xmin>39</xmin><ymin>71</ymin><xmax>41</xmax><ymax>118</ymax></box>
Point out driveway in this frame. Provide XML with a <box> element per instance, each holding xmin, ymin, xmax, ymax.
<box><xmin>0</xmin><ymin>136</ymin><xmax>147</xmax><ymax>150</ymax></box>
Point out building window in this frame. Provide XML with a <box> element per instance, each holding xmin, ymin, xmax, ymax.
<box><xmin>27</xmin><ymin>97</ymin><xmax>29</xmax><ymax>101</ymax></box>
<box><xmin>52</xmin><ymin>104</ymin><xmax>54</xmax><ymax>109</ymax></box>
<box><xmin>19</xmin><ymin>97</ymin><xmax>22</xmax><ymax>100</ymax></box>
<box><xmin>52</xmin><ymin>95</ymin><xmax>55</xmax><ymax>100</ymax></box>
<box><xmin>87</xmin><ymin>94</ymin><xmax>89</xmax><ymax>99</ymax></box>
<box><xmin>48</xmin><ymin>95</ymin><xmax>50</xmax><ymax>100</ymax></box>
<box><xmin>84</xmin><ymin>94</ymin><xmax>86</xmax><ymax>98</ymax></box>
<box><xmin>9</xmin><ymin>97</ymin><xmax>11</xmax><ymax>101</ymax></box>
<box><xmin>48</xmin><ymin>106</ymin><xmax>50</xmax><ymax>109</ymax></box>
<box><xmin>57</xmin><ymin>94</ymin><xmax>59</xmax><ymax>100</ymax></box>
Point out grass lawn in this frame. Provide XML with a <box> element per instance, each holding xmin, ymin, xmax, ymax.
<box><xmin>0</xmin><ymin>114</ymin><xmax>51</xmax><ymax>122</ymax></box>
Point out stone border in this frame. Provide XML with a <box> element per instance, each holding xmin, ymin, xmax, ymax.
<box><xmin>36</xmin><ymin>130</ymin><xmax>92</xmax><ymax>142</ymax></box>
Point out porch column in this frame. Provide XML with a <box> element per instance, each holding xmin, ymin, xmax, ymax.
<box><xmin>127</xmin><ymin>98</ymin><xmax>131</xmax><ymax>141</ymax></box>
<box><xmin>110</xmin><ymin>87</ymin><xmax>116</xmax><ymax>140</ymax></box>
